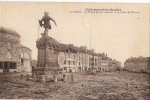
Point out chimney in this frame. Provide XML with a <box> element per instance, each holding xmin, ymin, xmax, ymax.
<box><xmin>83</xmin><ymin>45</ymin><xmax>87</xmax><ymax>52</ymax></box>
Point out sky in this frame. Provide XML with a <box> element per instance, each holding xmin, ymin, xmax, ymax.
<box><xmin>0</xmin><ymin>2</ymin><xmax>149</xmax><ymax>65</ymax></box>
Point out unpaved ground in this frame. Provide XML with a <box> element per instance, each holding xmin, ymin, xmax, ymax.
<box><xmin>0</xmin><ymin>71</ymin><xmax>149</xmax><ymax>100</ymax></box>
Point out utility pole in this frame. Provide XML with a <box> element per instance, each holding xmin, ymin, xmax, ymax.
<box><xmin>89</xmin><ymin>27</ymin><xmax>92</xmax><ymax>71</ymax></box>
<box><xmin>44</xmin><ymin>29</ymin><xmax>48</xmax><ymax>68</ymax></box>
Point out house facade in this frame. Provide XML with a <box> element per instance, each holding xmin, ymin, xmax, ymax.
<box><xmin>124</xmin><ymin>57</ymin><xmax>150</xmax><ymax>73</ymax></box>
<box><xmin>58</xmin><ymin>43</ymin><xmax>121</xmax><ymax>73</ymax></box>
<box><xmin>0</xmin><ymin>27</ymin><xmax>32</xmax><ymax>73</ymax></box>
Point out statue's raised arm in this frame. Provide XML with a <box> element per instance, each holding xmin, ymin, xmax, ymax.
<box><xmin>50</xmin><ymin>17</ymin><xmax>57</xmax><ymax>27</ymax></box>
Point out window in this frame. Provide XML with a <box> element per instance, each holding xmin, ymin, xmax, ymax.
<box><xmin>4</xmin><ymin>62</ymin><xmax>8</xmax><ymax>69</ymax></box>
<box><xmin>21</xmin><ymin>59</ymin><xmax>24</xmax><ymax>64</ymax></box>
<box><xmin>74</xmin><ymin>55</ymin><xmax>75</xmax><ymax>59</ymax></box>
<box><xmin>69</xmin><ymin>54</ymin><xmax>70</xmax><ymax>58</ymax></box>
<box><xmin>0</xmin><ymin>62</ymin><xmax>3</xmax><ymax>69</ymax></box>
<box><xmin>79</xmin><ymin>62</ymin><xmax>80</xmax><ymax>65</ymax></box>
<box><xmin>64</xmin><ymin>60</ymin><xmax>66</xmax><ymax>64</ymax></box>
<box><xmin>64</xmin><ymin>67</ymin><xmax>67</xmax><ymax>70</ymax></box>
<box><xmin>73</xmin><ymin>61</ymin><xmax>75</xmax><ymax>65</ymax></box>
<box><xmin>10</xmin><ymin>63</ymin><xmax>17</xmax><ymax>69</ymax></box>
<box><xmin>68</xmin><ymin>61</ymin><xmax>71</xmax><ymax>65</ymax></box>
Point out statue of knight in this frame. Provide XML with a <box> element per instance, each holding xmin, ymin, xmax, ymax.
<box><xmin>39</xmin><ymin>12</ymin><xmax>57</xmax><ymax>36</ymax></box>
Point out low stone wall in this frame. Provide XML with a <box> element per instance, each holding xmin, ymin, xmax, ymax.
<box><xmin>9</xmin><ymin>69</ymin><xmax>17</xmax><ymax>73</ymax></box>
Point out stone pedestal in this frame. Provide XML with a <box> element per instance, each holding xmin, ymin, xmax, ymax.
<box><xmin>33</xmin><ymin>74</ymin><xmax>37</xmax><ymax>82</ymax></box>
<box><xmin>41</xmin><ymin>75</ymin><xmax>46</xmax><ymax>84</ymax></box>
<box><xmin>53</xmin><ymin>74</ymin><xmax>57</xmax><ymax>82</ymax></box>
<box><xmin>33</xmin><ymin>31</ymin><xmax>63</xmax><ymax>83</ymax></box>
<box><xmin>26</xmin><ymin>75</ymin><xmax>30</xmax><ymax>81</ymax></box>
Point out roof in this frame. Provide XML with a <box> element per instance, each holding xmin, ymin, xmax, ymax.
<box><xmin>37</xmin><ymin>36</ymin><xmax>120</xmax><ymax>62</ymax></box>
<box><xmin>74</xmin><ymin>46</ymin><xmax>86</xmax><ymax>53</ymax></box>
<box><xmin>140</xmin><ymin>57</ymin><xmax>150</xmax><ymax>62</ymax></box>
<box><xmin>58</xmin><ymin>43</ymin><xmax>68</xmax><ymax>52</ymax></box>
<box><xmin>58</xmin><ymin>43</ymin><xmax>88</xmax><ymax>53</ymax></box>
<box><xmin>126</xmin><ymin>57</ymin><xmax>150</xmax><ymax>62</ymax></box>
<box><xmin>59</xmin><ymin>43</ymin><xmax>78</xmax><ymax>53</ymax></box>
<box><xmin>0</xmin><ymin>27</ymin><xmax>21</xmax><ymax>37</ymax></box>
<box><xmin>87</xmin><ymin>49</ymin><xmax>94</xmax><ymax>54</ymax></box>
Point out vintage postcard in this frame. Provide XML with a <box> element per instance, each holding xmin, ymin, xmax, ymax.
<box><xmin>0</xmin><ymin>2</ymin><xmax>149</xmax><ymax>100</ymax></box>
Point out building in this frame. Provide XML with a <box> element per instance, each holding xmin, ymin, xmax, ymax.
<box><xmin>97</xmin><ymin>53</ymin><xmax>102</xmax><ymax>72</ymax></box>
<box><xmin>58</xmin><ymin>43</ymin><xmax>77</xmax><ymax>73</ymax></box>
<box><xmin>111</xmin><ymin>59</ymin><xmax>121</xmax><ymax>71</ymax></box>
<box><xmin>124</xmin><ymin>57</ymin><xmax>150</xmax><ymax>73</ymax></box>
<box><xmin>57</xmin><ymin>41</ymin><xmax>121</xmax><ymax>73</ymax></box>
<box><xmin>0</xmin><ymin>27</ymin><xmax>32</xmax><ymax>73</ymax></box>
<box><xmin>76</xmin><ymin>46</ymin><xmax>88</xmax><ymax>73</ymax></box>
<box><xmin>21</xmin><ymin>45</ymin><xmax>32</xmax><ymax>72</ymax></box>
<box><xmin>0</xmin><ymin>27</ymin><xmax>121</xmax><ymax>74</ymax></box>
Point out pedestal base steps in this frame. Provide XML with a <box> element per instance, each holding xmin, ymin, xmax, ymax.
<box><xmin>32</xmin><ymin>67</ymin><xmax>63</xmax><ymax>83</ymax></box>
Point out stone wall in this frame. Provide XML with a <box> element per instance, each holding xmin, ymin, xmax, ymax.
<box><xmin>21</xmin><ymin>45</ymin><xmax>32</xmax><ymax>72</ymax></box>
<box><xmin>0</xmin><ymin>27</ymin><xmax>32</xmax><ymax>73</ymax></box>
<box><xmin>0</xmin><ymin>29</ymin><xmax>21</xmax><ymax>72</ymax></box>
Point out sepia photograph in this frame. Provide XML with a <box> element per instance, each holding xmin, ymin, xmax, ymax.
<box><xmin>0</xmin><ymin>1</ymin><xmax>149</xmax><ymax>100</ymax></box>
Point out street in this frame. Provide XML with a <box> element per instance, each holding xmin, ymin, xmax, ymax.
<box><xmin>0</xmin><ymin>71</ymin><xmax>149</xmax><ymax>100</ymax></box>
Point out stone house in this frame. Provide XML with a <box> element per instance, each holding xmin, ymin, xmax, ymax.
<box><xmin>58</xmin><ymin>43</ymin><xmax>77</xmax><ymax>73</ymax></box>
<box><xmin>0</xmin><ymin>27</ymin><xmax>32</xmax><ymax>73</ymax></box>
<box><xmin>124</xmin><ymin>57</ymin><xmax>150</xmax><ymax>73</ymax></box>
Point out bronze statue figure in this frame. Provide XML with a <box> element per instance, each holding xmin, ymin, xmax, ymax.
<box><xmin>39</xmin><ymin>12</ymin><xmax>57</xmax><ymax>31</ymax></box>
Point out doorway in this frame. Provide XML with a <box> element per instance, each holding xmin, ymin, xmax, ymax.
<box><xmin>0</xmin><ymin>62</ymin><xmax>17</xmax><ymax>73</ymax></box>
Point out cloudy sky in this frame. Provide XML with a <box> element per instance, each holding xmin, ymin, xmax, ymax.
<box><xmin>0</xmin><ymin>2</ymin><xmax>149</xmax><ymax>65</ymax></box>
